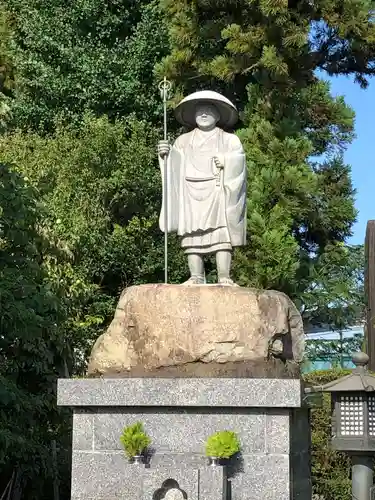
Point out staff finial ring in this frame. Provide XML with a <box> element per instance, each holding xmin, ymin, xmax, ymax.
<box><xmin>158</xmin><ymin>78</ymin><xmax>172</xmax><ymax>99</ymax></box>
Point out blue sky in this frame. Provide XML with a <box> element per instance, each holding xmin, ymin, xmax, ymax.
<box><xmin>327</xmin><ymin>75</ymin><xmax>375</xmax><ymax>245</ymax></box>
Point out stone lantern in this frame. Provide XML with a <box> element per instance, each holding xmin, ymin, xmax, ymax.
<box><xmin>307</xmin><ymin>352</ymin><xmax>375</xmax><ymax>500</ymax></box>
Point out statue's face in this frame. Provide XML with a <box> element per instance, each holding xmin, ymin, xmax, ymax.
<box><xmin>195</xmin><ymin>103</ymin><xmax>220</xmax><ymax>130</ymax></box>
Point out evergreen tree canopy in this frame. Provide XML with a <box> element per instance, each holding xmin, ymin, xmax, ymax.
<box><xmin>299</xmin><ymin>243</ymin><xmax>365</xmax><ymax>331</ymax></box>
<box><xmin>158</xmin><ymin>0</ymin><xmax>375</xmax><ymax>93</ymax></box>
<box><xmin>4</xmin><ymin>0</ymin><xmax>168</xmax><ymax>130</ymax></box>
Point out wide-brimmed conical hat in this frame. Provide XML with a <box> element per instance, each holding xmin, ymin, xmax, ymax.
<box><xmin>174</xmin><ymin>90</ymin><xmax>238</xmax><ymax>129</ymax></box>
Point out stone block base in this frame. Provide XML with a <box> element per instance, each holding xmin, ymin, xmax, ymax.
<box><xmin>57</xmin><ymin>378</ymin><xmax>311</xmax><ymax>500</ymax></box>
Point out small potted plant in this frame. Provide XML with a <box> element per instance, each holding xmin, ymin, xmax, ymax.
<box><xmin>120</xmin><ymin>422</ymin><xmax>151</xmax><ymax>464</ymax></box>
<box><xmin>205</xmin><ymin>430</ymin><xmax>240</xmax><ymax>466</ymax></box>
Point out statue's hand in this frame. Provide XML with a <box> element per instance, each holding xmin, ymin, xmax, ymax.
<box><xmin>213</xmin><ymin>156</ymin><xmax>224</xmax><ymax>169</ymax></box>
<box><xmin>158</xmin><ymin>140</ymin><xmax>170</xmax><ymax>159</ymax></box>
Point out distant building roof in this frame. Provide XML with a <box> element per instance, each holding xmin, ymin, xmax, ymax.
<box><xmin>305</xmin><ymin>324</ymin><xmax>364</xmax><ymax>341</ymax></box>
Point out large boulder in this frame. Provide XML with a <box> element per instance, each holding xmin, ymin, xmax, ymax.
<box><xmin>87</xmin><ymin>284</ymin><xmax>305</xmax><ymax>377</ymax></box>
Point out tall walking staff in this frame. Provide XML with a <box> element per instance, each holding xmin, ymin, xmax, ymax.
<box><xmin>158</xmin><ymin>77</ymin><xmax>172</xmax><ymax>284</ymax></box>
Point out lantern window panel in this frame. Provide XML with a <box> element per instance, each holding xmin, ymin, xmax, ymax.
<box><xmin>339</xmin><ymin>394</ymin><xmax>364</xmax><ymax>436</ymax></box>
<box><xmin>368</xmin><ymin>395</ymin><xmax>375</xmax><ymax>436</ymax></box>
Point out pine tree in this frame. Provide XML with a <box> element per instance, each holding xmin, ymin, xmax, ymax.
<box><xmin>158</xmin><ymin>0</ymin><xmax>375</xmax><ymax>95</ymax></box>
<box><xmin>156</xmin><ymin>0</ymin><xmax>370</xmax><ymax>328</ymax></box>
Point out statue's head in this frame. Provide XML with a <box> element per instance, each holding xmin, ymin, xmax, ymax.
<box><xmin>175</xmin><ymin>91</ymin><xmax>238</xmax><ymax>130</ymax></box>
<box><xmin>195</xmin><ymin>103</ymin><xmax>220</xmax><ymax>131</ymax></box>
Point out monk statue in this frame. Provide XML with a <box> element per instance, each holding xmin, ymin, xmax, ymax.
<box><xmin>158</xmin><ymin>90</ymin><xmax>247</xmax><ymax>286</ymax></box>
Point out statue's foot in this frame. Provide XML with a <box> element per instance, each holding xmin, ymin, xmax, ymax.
<box><xmin>218</xmin><ymin>277</ymin><xmax>239</xmax><ymax>287</ymax></box>
<box><xmin>183</xmin><ymin>276</ymin><xmax>205</xmax><ymax>286</ymax></box>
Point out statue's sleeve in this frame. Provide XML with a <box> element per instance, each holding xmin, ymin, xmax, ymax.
<box><xmin>159</xmin><ymin>140</ymin><xmax>183</xmax><ymax>233</ymax></box>
<box><xmin>222</xmin><ymin>135</ymin><xmax>247</xmax><ymax>246</ymax></box>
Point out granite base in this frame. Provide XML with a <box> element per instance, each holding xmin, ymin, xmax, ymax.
<box><xmin>57</xmin><ymin>378</ymin><xmax>311</xmax><ymax>500</ymax></box>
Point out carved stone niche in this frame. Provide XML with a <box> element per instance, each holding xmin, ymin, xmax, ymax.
<box><xmin>153</xmin><ymin>479</ymin><xmax>187</xmax><ymax>500</ymax></box>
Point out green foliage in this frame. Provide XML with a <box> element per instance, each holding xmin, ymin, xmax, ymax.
<box><xmin>205</xmin><ymin>431</ymin><xmax>240</xmax><ymax>459</ymax></box>
<box><xmin>0</xmin><ymin>163</ymin><xmax>71</xmax><ymax>498</ymax></box>
<box><xmin>304</xmin><ymin>369</ymin><xmax>352</xmax><ymax>500</ymax></box>
<box><xmin>298</xmin><ymin>244</ymin><xmax>365</xmax><ymax>331</ymax></box>
<box><xmin>0</xmin><ymin>114</ymin><xmax>187</xmax><ymax>372</ymax></box>
<box><xmin>4</xmin><ymin>0</ymin><xmax>169</xmax><ymax>131</ymax></box>
<box><xmin>0</xmin><ymin>3</ymin><xmax>13</xmax><ymax>131</ymax></box>
<box><xmin>120</xmin><ymin>422</ymin><xmax>151</xmax><ymax>459</ymax></box>
<box><xmin>0</xmin><ymin>0</ymin><xmax>373</xmax><ymax>496</ymax></box>
<box><xmin>158</xmin><ymin>0</ymin><xmax>375</xmax><ymax>92</ymax></box>
<box><xmin>0</xmin><ymin>4</ymin><xmax>13</xmax><ymax>94</ymax></box>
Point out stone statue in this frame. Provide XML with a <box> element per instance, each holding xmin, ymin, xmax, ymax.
<box><xmin>158</xmin><ymin>91</ymin><xmax>247</xmax><ymax>286</ymax></box>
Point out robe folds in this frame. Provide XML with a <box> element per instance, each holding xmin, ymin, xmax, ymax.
<box><xmin>159</xmin><ymin>127</ymin><xmax>247</xmax><ymax>254</ymax></box>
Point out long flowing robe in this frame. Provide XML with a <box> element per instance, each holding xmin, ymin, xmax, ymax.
<box><xmin>159</xmin><ymin>127</ymin><xmax>247</xmax><ymax>254</ymax></box>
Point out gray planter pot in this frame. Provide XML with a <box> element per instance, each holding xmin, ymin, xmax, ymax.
<box><xmin>207</xmin><ymin>456</ymin><xmax>221</xmax><ymax>466</ymax></box>
<box><xmin>131</xmin><ymin>455</ymin><xmax>144</xmax><ymax>465</ymax></box>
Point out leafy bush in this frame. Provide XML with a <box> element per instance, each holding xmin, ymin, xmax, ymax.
<box><xmin>119</xmin><ymin>422</ymin><xmax>151</xmax><ymax>459</ymax></box>
<box><xmin>304</xmin><ymin>369</ymin><xmax>352</xmax><ymax>500</ymax></box>
<box><xmin>0</xmin><ymin>114</ymin><xmax>188</xmax><ymax>373</ymax></box>
<box><xmin>205</xmin><ymin>431</ymin><xmax>240</xmax><ymax>459</ymax></box>
<box><xmin>0</xmin><ymin>163</ymin><xmax>72</xmax><ymax>498</ymax></box>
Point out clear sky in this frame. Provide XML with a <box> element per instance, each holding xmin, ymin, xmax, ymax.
<box><xmin>326</xmin><ymin>74</ymin><xmax>375</xmax><ymax>245</ymax></box>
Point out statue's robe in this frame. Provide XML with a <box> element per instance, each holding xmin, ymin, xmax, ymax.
<box><xmin>159</xmin><ymin>127</ymin><xmax>247</xmax><ymax>254</ymax></box>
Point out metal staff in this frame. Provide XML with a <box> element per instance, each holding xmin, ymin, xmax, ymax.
<box><xmin>158</xmin><ymin>77</ymin><xmax>172</xmax><ymax>284</ymax></box>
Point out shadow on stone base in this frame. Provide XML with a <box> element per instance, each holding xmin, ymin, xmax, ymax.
<box><xmin>89</xmin><ymin>358</ymin><xmax>301</xmax><ymax>379</ymax></box>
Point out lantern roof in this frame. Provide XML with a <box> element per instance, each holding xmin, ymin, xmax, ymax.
<box><xmin>307</xmin><ymin>352</ymin><xmax>375</xmax><ymax>393</ymax></box>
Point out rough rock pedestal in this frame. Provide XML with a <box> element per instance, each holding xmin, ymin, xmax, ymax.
<box><xmin>87</xmin><ymin>284</ymin><xmax>305</xmax><ymax>377</ymax></box>
<box><xmin>58</xmin><ymin>284</ymin><xmax>311</xmax><ymax>500</ymax></box>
